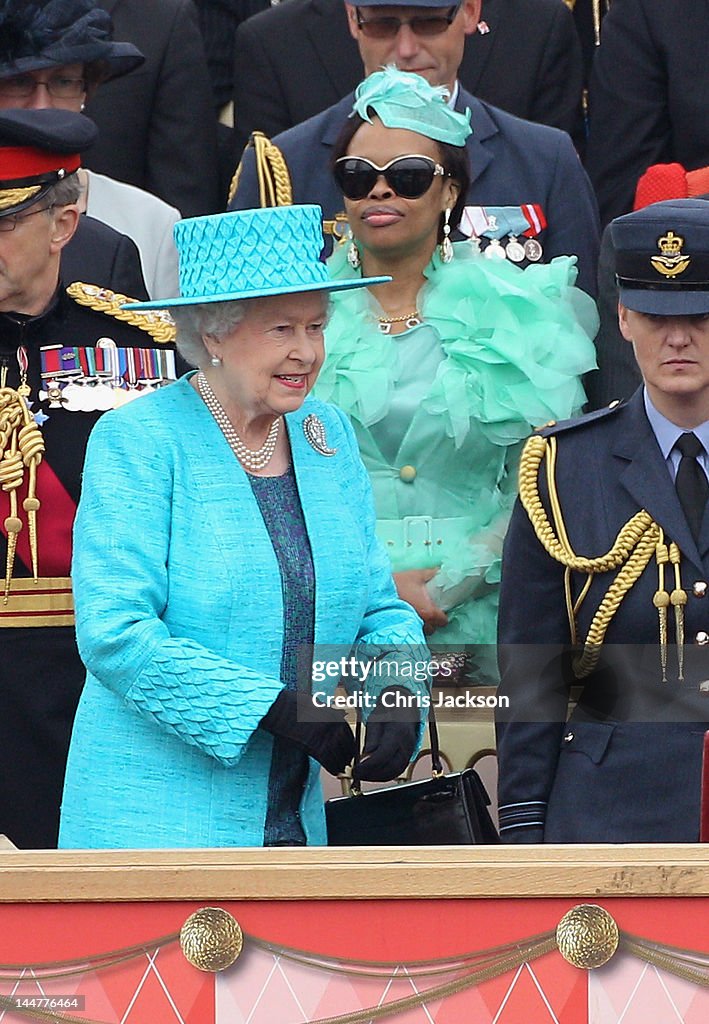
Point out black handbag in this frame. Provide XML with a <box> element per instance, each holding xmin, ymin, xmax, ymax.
<box><xmin>325</xmin><ymin>703</ymin><xmax>500</xmax><ymax>846</ymax></box>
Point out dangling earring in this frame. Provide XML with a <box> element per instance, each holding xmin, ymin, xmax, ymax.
<box><xmin>210</xmin><ymin>355</ymin><xmax>221</xmax><ymax>367</ymax></box>
<box><xmin>440</xmin><ymin>209</ymin><xmax>454</xmax><ymax>264</ymax></box>
<box><xmin>347</xmin><ymin>240</ymin><xmax>361</xmax><ymax>270</ymax></box>
<box><xmin>80</xmin><ymin>102</ymin><xmax>86</xmax><ymax>112</ymax></box>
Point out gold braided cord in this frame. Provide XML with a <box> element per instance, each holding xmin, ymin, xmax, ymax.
<box><xmin>620</xmin><ymin>937</ymin><xmax>709</xmax><ymax>987</ymax></box>
<box><xmin>519</xmin><ymin>435</ymin><xmax>657</xmax><ymax>574</ymax></box>
<box><xmin>308</xmin><ymin>936</ymin><xmax>558</xmax><ymax>1024</ymax></box>
<box><xmin>574</xmin><ymin>520</ymin><xmax>660</xmax><ymax>676</ymax></box>
<box><xmin>669</xmin><ymin>541</ymin><xmax>687</xmax><ymax>679</ymax></box>
<box><xmin>65</xmin><ymin>283</ymin><xmax>176</xmax><ymax>344</ymax></box>
<box><xmin>0</xmin><ymin>386</ymin><xmax>44</xmax><ymax>599</ymax></box>
<box><xmin>249</xmin><ymin>932</ymin><xmax>553</xmax><ymax>977</ymax></box>
<box><xmin>518</xmin><ymin>433</ymin><xmax>663</xmax><ymax>677</ymax></box>
<box><xmin>0</xmin><ymin>185</ymin><xmax>41</xmax><ymax>211</ymax></box>
<box><xmin>227</xmin><ymin>130</ymin><xmax>293</xmax><ymax>208</ymax></box>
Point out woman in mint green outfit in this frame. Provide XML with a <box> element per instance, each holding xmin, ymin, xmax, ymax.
<box><xmin>317</xmin><ymin>68</ymin><xmax>598</xmax><ymax>674</ymax></box>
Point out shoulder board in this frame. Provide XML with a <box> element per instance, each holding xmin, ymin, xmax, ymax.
<box><xmin>534</xmin><ymin>400</ymin><xmax>626</xmax><ymax>437</ymax></box>
<box><xmin>66</xmin><ymin>282</ymin><xmax>176</xmax><ymax>345</ymax></box>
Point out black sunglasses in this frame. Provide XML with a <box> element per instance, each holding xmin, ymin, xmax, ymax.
<box><xmin>334</xmin><ymin>155</ymin><xmax>447</xmax><ymax>200</ymax></box>
<box><xmin>355</xmin><ymin>5</ymin><xmax>460</xmax><ymax>39</ymax></box>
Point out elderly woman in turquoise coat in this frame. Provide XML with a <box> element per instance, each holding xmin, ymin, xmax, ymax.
<box><xmin>58</xmin><ymin>204</ymin><xmax>427</xmax><ymax>849</ymax></box>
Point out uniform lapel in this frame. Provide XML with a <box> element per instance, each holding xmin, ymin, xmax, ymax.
<box><xmin>306</xmin><ymin>0</ymin><xmax>363</xmax><ymax>101</ymax></box>
<box><xmin>612</xmin><ymin>391</ymin><xmax>705</xmax><ymax>575</ymax></box>
<box><xmin>459</xmin><ymin>0</ymin><xmax>502</xmax><ymax>97</ymax></box>
<box><xmin>460</xmin><ymin>90</ymin><xmax>496</xmax><ymax>185</ymax></box>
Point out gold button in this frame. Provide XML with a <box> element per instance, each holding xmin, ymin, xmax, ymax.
<box><xmin>696</xmin><ymin>632</ymin><xmax>709</xmax><ymax>646</ymax></box>
<box><xmin>399</xmin><ymin>464</ymin><xmax>417</xmax><ymax>483</ymax></box>
<box><xmin>693</xmin><ymin>581</ymin><xmax>707</xmax><ymax>598</ymax></box>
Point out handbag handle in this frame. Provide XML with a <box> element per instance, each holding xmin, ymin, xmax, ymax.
<box><xmin>351</xmin><ymin>686</ymin><xmax>443</xmax><ymax>793</ymax></box>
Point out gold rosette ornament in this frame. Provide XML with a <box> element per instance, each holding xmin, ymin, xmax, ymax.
<box><xmin>180</xmin><ymin>907</ymin><xmax>243</xmax><ymax>972</ymax></box>
<box><xmin>556</xmin><ymin>904</ymin><xmax>619</xmax><ymax>969</ymax></box>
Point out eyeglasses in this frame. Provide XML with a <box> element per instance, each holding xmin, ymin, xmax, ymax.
<box><xmin>0</xmin><ymin>74</ymin><xmax>86</xmax><ymax>99</ymax></box>
<box><xmin>334</xmin><ymin>155</ymin><xmax>446</xmax><ymax>200</ymax></box>
<box><xmin>0</xmin><ymin>204</ymin><xmax>54</xmax><ymax>232</ymax></box>
<box><xmin>355</xmin><ymin>5</ymin><xmax>460</xmax><ymax>39</ymax></box>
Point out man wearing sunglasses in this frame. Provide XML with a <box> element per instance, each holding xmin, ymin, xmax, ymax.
<box><xmin>230</xmin><ymin>0</ymin><xmax>600</xmax><ymax>296</ymax></box>
<box><xmin>231</xmin><ymin>0</ymin><xmax>584</xmax><ymax>156</ymax></box>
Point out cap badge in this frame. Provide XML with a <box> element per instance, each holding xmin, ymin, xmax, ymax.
<box><xmin>651</xmin><ymin>231</ymin><xmax>691</xmax><ymax>279</ymax></box>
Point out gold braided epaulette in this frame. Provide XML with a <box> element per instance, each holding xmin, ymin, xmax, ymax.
<box><xmin>518</xmin><ymin>429</ymin><xmax>665</xmax><ymax>678</ymax></box>
<box><xmin>66</xmin><ymin>282</ymin><xmax>176</xmax><ymax>344</ymax></box>
<box><xmin>227</xmin><ymin>130</ymin><xmax>293</xmax><ymax>208</ymax></box>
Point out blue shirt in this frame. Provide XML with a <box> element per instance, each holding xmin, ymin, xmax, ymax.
<box><xmin>643</xmin><ymin>388</ymin><xmax>709</xmax><ymax>483</ymax></box>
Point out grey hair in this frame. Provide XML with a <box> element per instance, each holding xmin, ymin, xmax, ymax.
<box><xmin>170</xmin><ymin>300</ymin><xmax>247</xmax><ymax>368</ymax></box>
<box><xmin>44</xmin><ymin>171</ymin><xmax>82</xmax><ymax>208</ymax></box>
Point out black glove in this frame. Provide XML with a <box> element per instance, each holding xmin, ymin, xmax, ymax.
<box><xmin>260</xmin><ymin>690</ymin><xmax>356</xmax><ymax>776</ymax></box>
<box><xmin>358</xmin><ymin>686</ymin><xmax>419</xmax><ymax>782</ymax></box>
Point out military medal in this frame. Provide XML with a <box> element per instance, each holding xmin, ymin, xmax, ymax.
<box><xmin>484</xmin><ymin>237</ymin><xmax>506</xmax><ymax>260</ymax></box>
<box><xmin>39</xmin><ymin>340</ymin><xmax>177</xmax><ymax>411</ymax></box>
<box><xmin>505</xmin><ymin>235</ymin><xmax>526</xmax><ymax>263</ymax></box>
<box><xmin>459</xmin><ymin>204</ymin><xmax>547</xmax><ymax>265</ymax></box>
<box><xmin>524</xmin><ymin>238</ymin><xmax>544</xmax><ymax>262</ymax></box>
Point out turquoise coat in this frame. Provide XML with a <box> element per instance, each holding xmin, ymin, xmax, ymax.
<box><xmin>59</xmin><ymin>376</ymin><xmax>426</xmax><ymax>849</ymax></box>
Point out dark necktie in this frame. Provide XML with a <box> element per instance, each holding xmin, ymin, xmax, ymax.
<box><xmin>675</xmin><ymin>432</ymin><xmax>709</xmax><ymax>541</ymax></box>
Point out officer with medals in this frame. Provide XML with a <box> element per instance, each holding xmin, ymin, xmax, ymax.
<box><xmin>496</xmin><ymin>198</ymin><xmax>709</xmax><ymax>844</ymax></box>
<box><xmin>0</xmin><ymin>108</ymin><xmax>179</xmax><ymax>849</ymax></box>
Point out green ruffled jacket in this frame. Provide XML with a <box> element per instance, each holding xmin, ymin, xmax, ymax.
<box><xmin>316</xmin><ymin>241</ymin><xmax>599</xmax><ymax>659</ymax></box>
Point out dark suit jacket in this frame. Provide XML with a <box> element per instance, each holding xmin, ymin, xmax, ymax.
<box><xmin>232</xmin><ymin>0</ymin><xmax>584</xmax><ymax>156</ymax></box>
<box><xmin>496</xmin><ymin>391</ymin><xmax>709</xmax><ymax>843</ymax></box>
<box><xmin>585</xmin><ymin>0</ymin><xmax>709</xmax><ymax>224</ymax></box>
<box><xmin>230</xmin><ymin>87</ymin><xmax>600</xmax><ymax>295</ymax></box>
<box><xmin>63</xmin><ymin>216</ymin><xmax>149</xmax><ymax>301</ymax></box>
<box><xmin>85</xmin><ymin>0</ymin><xmax>220</xmax><ymax>217</ymax></box>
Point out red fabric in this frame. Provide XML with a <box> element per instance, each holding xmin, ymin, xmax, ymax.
<box><xmin>687</xmin><ymin>165</ymin><xmax>709</xmax><ymax>197</ymax></box>
<box><xmin>0</xmin><ymin>146</ymin><xmax>80</xmax><ymax>180</ymax></box>
<box><xmin>634</xmin><ymin>161</ymin><xmax>709</xmax><ymax>210</ymax></box>
<box><xmin>633</xmin><ymin>162</ymin><xmax>689</xmax><ymax>209</ymax></box>
<box><xmin>0</xmin><ymin>461</ymin><xmax>76</xmax><ymax>577</ymax></box>
<box><xmin>701</xmin><ymin>730</ymin><xmax>709</xmax><ymax>841</ymax></box>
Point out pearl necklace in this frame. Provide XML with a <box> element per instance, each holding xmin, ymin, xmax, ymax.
<box><xmin>196</xmin><ymin>371</ymin><xmax>280</xmax><ymax>472</ymax></box>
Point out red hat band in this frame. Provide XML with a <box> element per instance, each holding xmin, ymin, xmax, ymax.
<box><xmin>0</xmin><ymin>145</ymin><xmax>81</xmax><ymax>185</ymax></box>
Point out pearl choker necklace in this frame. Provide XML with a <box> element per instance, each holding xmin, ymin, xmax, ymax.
<box><xmin>196</xmin><ymin>371</ymin><xmax>280</xmax><ymax>472</ymax></box>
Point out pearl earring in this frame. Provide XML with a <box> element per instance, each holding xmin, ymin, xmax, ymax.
<box><xmin>440</xmin><ymin>208</ymin><xmax>454</xmax><ymax>264</ymax></box>
<box><xmin>210</xmin><ymin>355</ymin><xmax>221</xmax><ymax>367</ymax></box>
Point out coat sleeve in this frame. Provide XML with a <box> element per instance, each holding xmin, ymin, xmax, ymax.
<box><xmin>71</xmin><ymin>410</ymin><xmax>283</xmax><ymax>769</ymax></box>
<box><xmin>495</xmin><ymin>489</ymin><xmax>573</xmax><ymax>843</ymax></box>
<box><xmin>585</xmin><ymin>0</ymin><xmax>668</xmax><ymax>224</ymax></box>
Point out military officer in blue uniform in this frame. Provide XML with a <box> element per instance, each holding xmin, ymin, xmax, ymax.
<box><xmin>496</xmin><ymin>199</ymin><xmax>709</xmax><ymax>844</ymax></box>
<box><xmin>0</xmin><ymin>109</ymin><xmax>180</xmax><ymax>848</ymax></box>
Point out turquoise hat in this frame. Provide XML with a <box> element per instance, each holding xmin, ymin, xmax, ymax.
<box><xmin>124</xmin><ymin>205</ymin><xmax>388</xmax><ymax>310</ymax></box>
